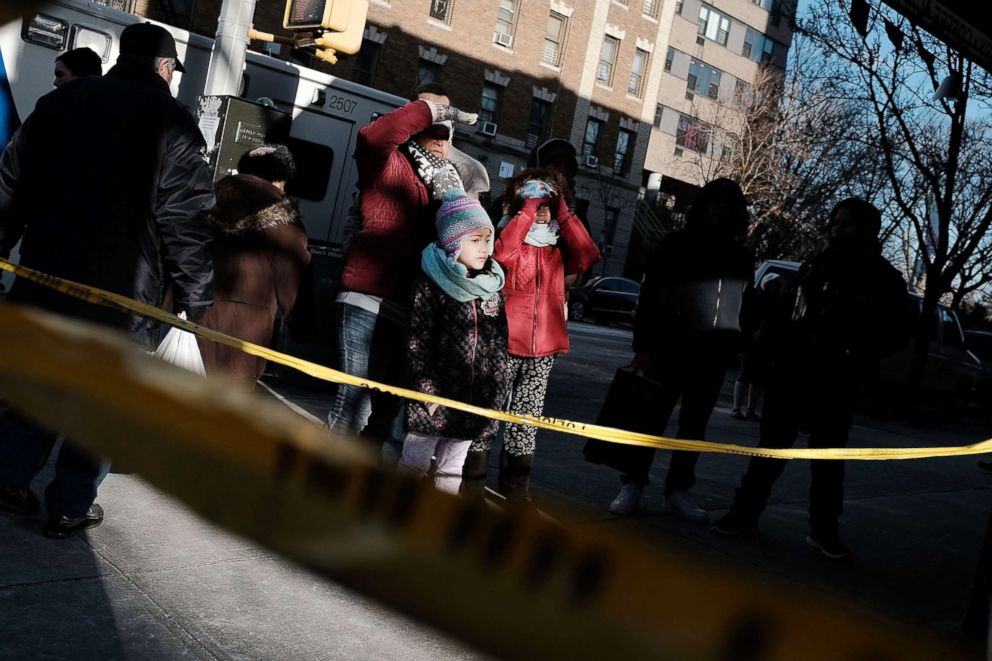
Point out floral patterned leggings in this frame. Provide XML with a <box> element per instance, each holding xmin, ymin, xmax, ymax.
<box><xmin>471</xmin><ymin>355</ymin><xmax>556</xmax><ymax>455</ymax></box>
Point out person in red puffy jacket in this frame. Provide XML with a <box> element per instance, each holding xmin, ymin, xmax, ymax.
<box><xmin>461</xmin><ymin>168</ymin><xmax>599</xmax><ymax>500</ymax></box>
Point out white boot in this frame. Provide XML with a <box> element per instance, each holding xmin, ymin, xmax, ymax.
<box><xmin>609</xmin><ymin>482</ymin><xmax>644</xmax><ymax>515</ymax></box>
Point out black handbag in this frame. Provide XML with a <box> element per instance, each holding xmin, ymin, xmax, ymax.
<box><xmin>583</xmin><ymin>367</ymin><xmax>666</xmax><ymax>474</ymax></box>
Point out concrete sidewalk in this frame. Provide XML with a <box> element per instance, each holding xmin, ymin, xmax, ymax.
<box><xmin>0</xmin><ymin>458</ymin><xmax>483</xmax><ymax>660</ymax></box>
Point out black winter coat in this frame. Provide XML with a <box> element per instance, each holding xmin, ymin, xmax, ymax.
<box><xmin>0</xmin><ymin>59</ymin><xmax>214</xmax><ymax>347</ymax></box>
<box><xmin>405</xmin><ymin>275</ymin><xmax>510</xmax><ymax>443</ymax></box>
<box><xmin>762</xmin><ymin>244</ymin><xmax>911</xmax><ymax>383</ymax></box>
<box><xmin>633</xmin><ymin>229</ymin><xmax>755</xmax><ymax>358</ymax></box>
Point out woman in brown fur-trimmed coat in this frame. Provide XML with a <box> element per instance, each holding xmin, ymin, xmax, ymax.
<box><xmin>197</xmin><ymin>146</ymin><xmax>310</xmax><ymax>388</ymax></box>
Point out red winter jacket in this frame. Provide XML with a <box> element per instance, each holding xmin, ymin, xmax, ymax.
<box><xmin>494</xmin><ymin>207</ymin><xmax>600</xmax><ymax>357</ymax></box>
<box><xmin>340</xmin><ymin>100</ymin><xmax>437</xmax><ymax>300</ymax></box>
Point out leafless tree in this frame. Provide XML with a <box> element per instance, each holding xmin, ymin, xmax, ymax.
<box><xmin>678</xmin><ymin>34</ymin><xmax>888</xmax><ymax>261</ymax></box>
<box><xmin>797</xmin><ymin>0</ymin><xmax>992</xmax><ymax>397</ymax></box>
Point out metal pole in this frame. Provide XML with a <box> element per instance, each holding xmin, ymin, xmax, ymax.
<box><xmin>203</xmin><ymin>0</ymin><xmax>257</xmax><ymax>97</ymax></box>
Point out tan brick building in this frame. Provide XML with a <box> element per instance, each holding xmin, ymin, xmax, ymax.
<box><xmin>139</xmin><ymin>0</ymin><xmax>793</xmax><ymax>277</ymax></box>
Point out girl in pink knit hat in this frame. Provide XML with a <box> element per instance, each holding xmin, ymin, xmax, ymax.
<box><xmin>400</xmin><ymin>190</ymin><xmax>510</xmax><ymax>494</ymax></box>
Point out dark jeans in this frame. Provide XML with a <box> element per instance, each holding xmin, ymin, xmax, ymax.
<box><xmin>326</xmin><ymin>302</ymin><xmax>405</xmax><ymax>445</ymax></box>
<box><xmin>729</xmin><ymin>368</ymin><xmax>859</xmax><ymax>531</ymax></box>
<box><xmin>0</xmin><ymin>410</ymin><xmax>109</xmax><ymax>517</ymax></box>
<box><xmin>622</xmin><ymin>351</ymin><xmax>729</xmax><ymax>494</ymax></box>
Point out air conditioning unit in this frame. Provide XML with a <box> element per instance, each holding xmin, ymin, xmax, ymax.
<box><xmin>478</xmin><ymin>121</ymin><xmax>498</xmax><ymax>137</ymax></box>
<box><xmin>583</xmin><ymin>154</ymin><xmax>599</xmax><ymax>168</ymax></box>
<box><xmin>493</xmin><ymin>31</ymin><xmax>513</xmax><ymax>47</ymax></box>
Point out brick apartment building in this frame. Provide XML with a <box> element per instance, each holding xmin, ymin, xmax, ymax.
<box><xmin>137</xmin><ymin>0</ymin><xmax>793</xmax><ymax>278</ymax></box>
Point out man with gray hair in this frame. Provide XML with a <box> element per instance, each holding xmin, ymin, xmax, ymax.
<box><xmin>0</xmin><ymin>22</ymin><xmax>214</xmax><ymax>538</ymax></box>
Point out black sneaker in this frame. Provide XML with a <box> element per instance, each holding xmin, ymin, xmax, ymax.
<box><xmin>711</xmin><ymin>510</ymin><xmax>758</xmax><ymax>536</ymax></box>
<box><xmin>0</xmin><ymin>487</ymin><xmax>41</xmax><ymax>516</ymax></box>
<box><xmin>806</xmin><ymin>529</ymin><xmax>850</xmax><ymax>559</ymax></box>
<box><xmin>43</xmin><ymin>504</ymin><xmax>104</xmax><ymax>539</ymax></box>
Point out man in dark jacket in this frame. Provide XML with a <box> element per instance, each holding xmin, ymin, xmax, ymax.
<box><xmin>712</xmin><ymin>198</ymin><xmax>910</xmax><ymax>559</ymax></box>
<box><xmin>0</xmin><ymin>23</ymin><xmax>215</xmax><ymax>538</ymax></box>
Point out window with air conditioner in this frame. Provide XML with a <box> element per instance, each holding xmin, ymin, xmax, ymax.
<box><xmin>643</xmin><ymin>0</ymin><xmax>659</xmax><ymax>19</ymax></box>
<box><xmin>613</xmin><ymin>129</ymin><xmax>633</xmax><ymax>175</ymax></box>
<box><xmin>494</xmin><ymin>0</ymin><xmax>517</xmax><ymax>47</ymax></box>
<box><xmin>479</xmin><ymin>83</ymin><xmax>502</xmax><ymax>125</ymax></box>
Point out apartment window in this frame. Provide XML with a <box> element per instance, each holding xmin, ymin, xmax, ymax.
<box><xmin>743</xmin><ymin>28</ymin><xmax>775</xmax><ymax>63</ymax></box>
<box><xmin>542</xmin><ymin>12</ymin><xmax>567</xmax><ymax>66</ymax></box>
<box><xmin>429</xmin><ymin>0</ymin><xmax>453</xmax><ymax>23</ymax></box>
<box><xmin>352</xmin><ymin>40</ymin><xmax>379</xmax><ymax>86</ymax></box>
<box><xmin>698</xmin><ymin>5</ymin><xmax>730</xmax><ymax>46</ymax></box>
<box><xmin>675</xmin><ymin>0</ymin><xmax>684</xmax><ymax>15</ymax></box>
<box><xmin>734</xmin><ymin>79</ymin><xmax>753</xmax><ymax>103</ymax></box>
<box><xmin>687</xmin><ymin>59</ymin><xmax>722</xmax><ymax>99</ymax></box>
<box><xmin>597</xmin><ymin>36</ymin><xmax>620</xmax><ymax>85</ymax></box>
<box><xmin>664</xmin><ymin>47</ymin><xmax>674</xmax><ymax>72</ymax></box>
<box><xmin>628</xmin><ymin>49</ymin><xmax>648</xmax><ymax>96</ymax></box>
<box><xmin>526</xmin><ymin>98</ymin><xmax>551</xmax><ymax>148</ymax></box>
<box><xmin>653</xmin><ymin>104</ymin><xmax>663</xmax><ymax>128</ymax></box>
<box><xmin>752</xmin><ymin>0</ymin><xmax>774</xmax><ymax>9</ymax></box>
<box><xmin>416</xmin><ymin>60</ymin><xmax>442</xmax><ymax>85</ymax></box>
<box><xmin>479</xmin><ymin>83</ymin><xmax>502</xmax><ymax>124</ymax></box>
<box><xmin>613</xmin><ymin>129</ymin><xmax>633</xmax><ymax>174</ymax></box>
<box><xmin>676</xmin><ymin>114</ymin><xmax>708</xmax><ymax>153</ymax></box>
<box><xmin>643</xmin><ymin>0</ymin><xmax>659</xmax><ymax>19</ymax></box>
<box><xmin>494</xmin><ymin>0</ymin><xmax>517</xmax><ymax>46</ymax></box>
<box><xmin>582</xmin><ymin>118</ymin><xmax>602</xmax><ymax>159</ymax></box>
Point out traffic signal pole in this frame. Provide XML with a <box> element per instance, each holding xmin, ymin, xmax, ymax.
<box><xmin>203</xmin><ymin>0</ymin><xmax>257</xmax><ymax>97</ymax></box>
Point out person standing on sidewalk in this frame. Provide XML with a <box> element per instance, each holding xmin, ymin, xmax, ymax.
<box><xmin>712</xmin><ymin>198</ymin><xmax>910</xmax><ymax>558</ymax></box>
<box><xmin>400</xmin><ymin>191</ymin><xmax>509</xmax><ymax>494</ymax></box>
<box><xmin>461</xmin><ymin>169</ymin><xmax>598</xmax><ymax>500</ymax></box>
<box><xmin>326</xmin><ymin>84</ymin><xmax>477</xmax><ymax>446</ymax></box>
<box><xmin>197</xmin><ymin>145</ymin><xmax>310</xmax><ymax>389</ymax></box>
<box><xmin>0</xmin><ymin>23</ymin><xmax>214</xmax><ymax>538</ymax></box>
<box><xmin>608</xmin><ymin>178</ymin><xmax>754</xmax><ymax>522</ymax></box>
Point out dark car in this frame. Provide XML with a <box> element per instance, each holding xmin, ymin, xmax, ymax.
<box><xmin>965</xmin><ymin>330</ymin><xmax>992</xmax><ymax>418</ymax></box>
<box><xmin>568</xmin><ymin>275</ymin><xmax>640</xmax><ymax>323</ymax></box>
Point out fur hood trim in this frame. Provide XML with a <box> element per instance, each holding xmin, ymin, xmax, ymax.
<box><xmin>208</xmin><ymin>174</ymin><xmax>301</xmax><ymax>235</ymax></box>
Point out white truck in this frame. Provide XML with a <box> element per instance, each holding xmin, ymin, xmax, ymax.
<box><xmin>0</xmin><ymin>0</ymin><xmax>406</xmax><ymax>286</ymax></box>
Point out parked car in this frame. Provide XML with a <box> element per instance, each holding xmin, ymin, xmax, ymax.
<box><xmin>753</xmin><ymin>260</ymin><xmax>980</xmax><ymax>410</ymax></box>
<box><xmin>965</xmin><ymin>330</ymin><xmax>992</xmax><ymax>417</ymax></box>
<box><xmin>568</xmin><ymin>276</ymin><xmax>640</xmax><ymax>323</ymax></box>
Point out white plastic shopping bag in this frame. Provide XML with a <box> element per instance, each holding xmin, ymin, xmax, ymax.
<box><xmin>153</xmin><ymin>311</ymin><xmax>206</xmax><ymax>375</ymax></box>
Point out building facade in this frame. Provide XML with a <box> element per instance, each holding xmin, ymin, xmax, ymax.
<box><xmin>143</xmin><ymin>0</ymin><xmax>793</xmax><ymax>277</ymax></box>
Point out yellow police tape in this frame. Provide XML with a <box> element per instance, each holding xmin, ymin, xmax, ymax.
<box><xmin>2</xmin><ymin>257</ymin><xmax>990</xmax><ymax>461</ymax></box>
<box><xmin>0</xmin><ymin>303</ymin><xmax>965</xmax><ymax>660</ymax></box>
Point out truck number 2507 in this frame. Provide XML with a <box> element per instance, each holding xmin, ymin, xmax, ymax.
<box><xmin>327</xmin><ymin>95</ymin><xmax>358</xmax><ymax>114</ymax></box>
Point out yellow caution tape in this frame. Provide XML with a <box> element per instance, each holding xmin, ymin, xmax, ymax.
<box><xmin>2</xmin><ymin>257</ymin><xmax>990</xmax><ymax>461</ymax></box>
<box><xmin>0</xmin><ymin>303</ymin><xmax>966</xmax><ymax>660</ymax></box>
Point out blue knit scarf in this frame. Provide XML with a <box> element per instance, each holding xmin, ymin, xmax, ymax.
<box><xmin>421</xmin><ymin>243</ymin><xmax>505</xmax><ymax>302</ymax></box>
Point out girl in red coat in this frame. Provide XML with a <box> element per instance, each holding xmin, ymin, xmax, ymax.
<box><xmin>462</xmin><ymin>169</ymin><xmax>599</xmax><ymax>499</ymax></box>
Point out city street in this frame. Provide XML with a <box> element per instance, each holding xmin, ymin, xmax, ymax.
<box><xmin>2</xmin><ymin>320</ymin><xmax>990</xmax><ymax>659</ymax></box>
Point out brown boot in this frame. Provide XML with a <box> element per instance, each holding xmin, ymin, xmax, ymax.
<box><xmin>460</xmin><ymin>450</ymin><xmax>489</xmax><ymax>499</ymax></box>
<box><xmin>497</xmin><ymin>451</ymin><xmax>533</xmax><ymax>502</ymax></box>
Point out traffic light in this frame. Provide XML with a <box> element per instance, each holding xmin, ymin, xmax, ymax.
<box><xmin>283</xmin><ymin>0</ymin><xmax>368</xmax><ymax>64</ymax></box>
